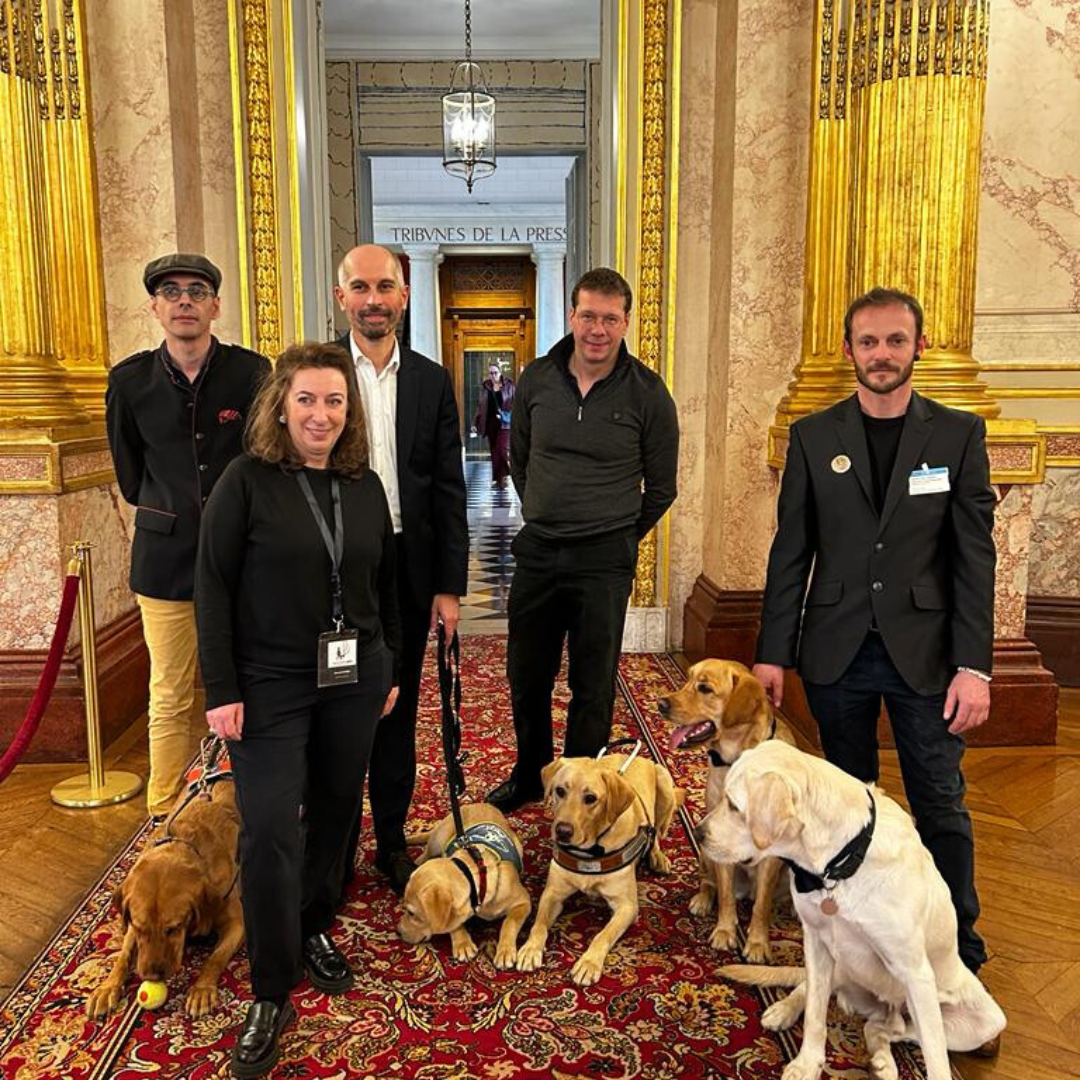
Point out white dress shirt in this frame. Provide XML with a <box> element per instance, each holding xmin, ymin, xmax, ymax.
<box><xmin>348</xmin><ymin>334</ymin><xmax>403</xmax><ymax>533</ymax></box>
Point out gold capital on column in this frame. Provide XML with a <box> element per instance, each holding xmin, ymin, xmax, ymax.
<box><xmin>774</xmin><ymin>0</ymin><xmax>998</xmax><ymax>445</ymax></box>
<box><xmin>0</xmin><ymin>0</ymin><xmax>108</xmax><ymax>430</ymax></box>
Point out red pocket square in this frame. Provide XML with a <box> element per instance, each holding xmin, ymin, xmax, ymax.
<box><xmin>218</xmin><ymin>408</ymin><xmax>242</xmax><ymax>424</ymax></box>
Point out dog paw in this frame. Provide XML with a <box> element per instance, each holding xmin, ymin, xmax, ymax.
<box><xmin>869</xmin><ymin>1050</ymin><xmax>898</xmax><ymax>1080</ymax></box>
<box><xmin>708</xmin><ymin>924</ymin><xmax>738</xmax><ymax>952</ymax></box>
<box><xmin>86</xmin><ymin>984</ymin><xmax>123</xmax><ymax>1018</ymax></box>
<box><xmin>451</xmin><ymin>935</ymin><xmax>479</xmax><ymax>962</ymax></box>
<box><xmin>493</xmin><ymin>944</ymin><xmax>518</xmax><ymax>970</ymax></box>
<box><xmin>649</xmin><ymin>850</ymin><xmax>672</xmax><ymax>875</ymax></box>
<box><xmin>515</xmin><ymin>942</ymin><xmax>544</xmax><ymax>973</ymax></box>
<box><xmin>688</xmin><ymin>890</ymin><xmax>715</xmax><ymax>917</ymax></box>
<box><xmin>185</xmin><ymin>984</ymin><xmax>220</xmax><ymax>1018</ymax></box>
<box><xmin>742</xmin><ymin>933</ymin><xmax>773</xmax><ymax>963</ymax></box>
<box><xmin>781</xmin><ymin>1056</ymin><xmax>823</xmax><ymax>1080</ymax></box>
<box><xmin>762</xmin><ymin>997</ymin><xmax>802</xmax><ymax>1031</ymax></box>
<box><xmin>570</xmin><ymin>953</ymin><xmax>605</xmax><ymax>986</ymax></box>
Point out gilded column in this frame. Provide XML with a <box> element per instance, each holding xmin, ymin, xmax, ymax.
<box><xmin>0</xmin><ymin>0</ymin><xmax>106</xmax><ymax>429</ymax></box>
<box><xmin>773</xmin><ymin>0</ymin><xmax>997</xmax><ymax>441</ymax></box>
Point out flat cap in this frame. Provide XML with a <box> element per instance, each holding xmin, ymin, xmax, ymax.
<box><xmin>143</xmin><ymin>253</ymin><xmax>222</xmax><ymax>294</ymax></box>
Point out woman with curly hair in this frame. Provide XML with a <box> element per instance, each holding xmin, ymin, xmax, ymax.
<box><xmin>196</xmin><ymin>342</ymin><xmax>400</xmax><ymax>1079</ymax></box>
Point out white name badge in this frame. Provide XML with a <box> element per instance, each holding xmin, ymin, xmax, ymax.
<box><xmin>317</xmin><ymin>629</ymin><xmax>358</xmax><ymax>687</ymax></box>
<box><xmin>909</xmin><ymin>465</ymin><xmax>950</xmax><ymax>496</ymax></box>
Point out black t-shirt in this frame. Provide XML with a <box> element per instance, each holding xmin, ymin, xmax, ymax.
<box><xmin>861</xmin><ymin>412</ymin><xmax>905</xmax><ymax>515</ymax></box>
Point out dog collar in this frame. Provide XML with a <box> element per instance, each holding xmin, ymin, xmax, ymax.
<box><xmin>783</xmin><ymin>790</ymin><xmax>877</xmax><ymax>894</ymax></box>
<box><xmin>708</xmin><ymin>717</ymin><xmax>777</xmax><ymax>768</ymax></box>
<box><xmin>450</xmin><ymin>845</ymin><xmax>488</xmax><ymax>910</ymax></box>
<box><xmin>554</xmin><ymin>825</ymin><xmax>655</xmax><ymax>875</ymax></box>
<box><xmin>445</xmin><ymin>822</ymin><xmax>523</xmax><ymax>874</ymax></box>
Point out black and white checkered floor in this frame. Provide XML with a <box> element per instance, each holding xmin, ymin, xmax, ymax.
<box><xmin>459</xmin><ymin>458</ymin><xmax>521</xmax><ymax>633</ymax></box>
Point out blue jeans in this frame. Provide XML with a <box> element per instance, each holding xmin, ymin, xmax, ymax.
<box><xmin>803</xmin><ymin>631</ymin><xmax>987</xmax><ymax>972</ymax></box>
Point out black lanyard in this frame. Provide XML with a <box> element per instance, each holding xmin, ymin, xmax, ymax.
<box><xmin>295</xmin><ymin>470</ymin><xmax>346</xmax><ymax>630</ymax></box>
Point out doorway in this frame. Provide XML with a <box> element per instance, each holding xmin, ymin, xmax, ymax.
<box><xmin>439</xmin><ymin>254</ymin><xmax>536</xmax><ymax>455</ymax></box>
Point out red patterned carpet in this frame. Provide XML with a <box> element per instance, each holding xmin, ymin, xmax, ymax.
<box><xmin>0</xmin><ymin>639</ymin><xmax>933</xmax><ymax>1079</ymax></box>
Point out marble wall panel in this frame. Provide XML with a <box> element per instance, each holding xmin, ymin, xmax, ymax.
<box><xmin>0</xmin><ymin>497</ymin><xmax>65</xmax><ymax>651</ymax></box>
<box><xmin>327</xmin><ymin>61</ymin><xmax>358</xmax><ymax>272</ymax></box>
<box><xmin>1028</xmin><ymin>467</ymin><xmax>1080</xmax><ymax>597</ymax></box>
<box><xmin>86</xmin><ymin>0</ymin><xmax>178</xmax><ymax>367</ymax></box>
<box><xmin>708</xmin><ymin>0</ymin><xmax>813</xmax><ymax>592</ymax></box>
<box><xmin>993</xmin><ymin>484</ymin><xmax>1035</xmax><ymax>639</ymax></box>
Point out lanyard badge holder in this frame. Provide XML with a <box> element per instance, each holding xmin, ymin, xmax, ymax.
<box><xmin>296</xmin><ymin>472</ymin><xmax>359</xmax><ymax>687</ymax></box>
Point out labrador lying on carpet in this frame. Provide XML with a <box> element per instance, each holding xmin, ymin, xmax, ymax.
<box><xmin>86</xmin><ymin>774</ymin><xmax>244</xmax><ymax>1019</ymax></box>
<box><xmin>659</xmin><ymin>658</ymin><xmax>795</xmax><ymax>959</ymax></box>
<box><xmin>698</xmin><ymin>741</ymin><xmax>1005</xmax><ymax>1080</ymax></box>
<box><xmin>398</xmin><ymin>802</ymin><xmax>531</xmax><ymax>968</ymax></box>
<box><xmin>516</xmin><ymin>751</ymin><xmax>684</xmax><ymax>986</ymax></box>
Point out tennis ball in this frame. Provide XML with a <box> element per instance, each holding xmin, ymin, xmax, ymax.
<box><xmin>137</xmin><ymin>980</ymin><xmax>168</xmax><ymax>1010</ymax></box>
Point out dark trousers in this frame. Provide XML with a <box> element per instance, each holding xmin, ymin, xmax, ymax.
<box><xmin>229</xmin><ymin>647</ymin><xmax>390</xmax><ymax>1000</ymax></box>
<box><xmin>803</xmin><ymin>631</ymin><xmax>987</xmax><ymax>972</ymax></box>
<box><xmin>506</xmin><ymin>526</ymin><xmax>637</xmax><ymax>783</ymax></box>
<box><xmin>346</xmin><ymin>536</ymin><xmax>431</xmax><ymax>868</ymax></box>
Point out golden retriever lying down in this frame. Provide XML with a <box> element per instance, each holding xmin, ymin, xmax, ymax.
<box><xmin>86</xmin><ymin>776</ymin><xmax>244</xmax><ymax>1018</ymax></box>
<box><xmin>699</xmin><ymin>741</ymin><xmax>1005</xmax><ymax>1080</ymax></box>
<box><xmin>659</xmin><ymin>658</ymin><xmax>795</xmax><ymax>959</ymax></box>
<box><xmin>398</xmin><ymin>803</ymin><xmax>531</xmax><ymax>969</ymax></box>
<box><xmin>516</xmin><ymin>751</ymin><xmax>684</xmax><ymax>986</ymax></box>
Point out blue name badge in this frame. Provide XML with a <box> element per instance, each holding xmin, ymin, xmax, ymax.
<box><xmin>908</xmin><ymin>463</ymin><xmax>950</xmax><ymax>496</ymax></box>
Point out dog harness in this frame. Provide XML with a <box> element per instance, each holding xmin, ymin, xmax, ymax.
<box><xmin>553</xmin><ymin>741</ymin><xmax>656</xmax><ymax>876</ymax></box>
<box><xmin>446</xmin><ymin>822</ymin><xmax>522</xmax><ymax>910</ymax></box>
<box><xmin>782</xmin><ymin>789</ymin><xmax>877</xmax><ymax>906</ymax></box>
<box><xmin>707</xmin><ymin>717</ymin><xmax>777</xmax><ymax>768</ymax></box>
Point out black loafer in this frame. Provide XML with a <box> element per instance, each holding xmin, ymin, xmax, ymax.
<box><xmin>231</xmin><ymin>998</ymin><xmax>295</xmax><ymax>1079</ymax></box>
<box><xmin>375</xmin><ymin>849</ymin><xmax>417</xmax><ymax>894</ymax></box>
<box><xmin>302</xmin><ymin>932</ymin><xmax>354</xmax><ymax>994</ymax></box>
<box><xmin>486</xmin><ymin>775</ymin><xmax>543</xmax><ymax>814</ymax></box>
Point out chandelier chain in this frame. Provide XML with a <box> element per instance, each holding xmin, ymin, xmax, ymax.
<box><xmin>464</xmin><ymin>0</ymin><xmax>472</xmax><ymax>62</ymax></box>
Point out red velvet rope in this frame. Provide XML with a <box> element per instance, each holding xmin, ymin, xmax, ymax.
<box><xmin>0</xmin><ymin>573</ymin><xmax>82</xmax><ymax>785</ymax></box>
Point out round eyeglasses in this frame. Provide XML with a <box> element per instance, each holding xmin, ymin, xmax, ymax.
<box><xmin>155</xmin><ymin>282</ymin><xmax>215</xmax><ymax>302</ymax></box>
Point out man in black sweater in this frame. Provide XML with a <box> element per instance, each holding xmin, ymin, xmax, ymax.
<box><xmin>106</xmin><ymin>253</ymin><xmax>269</xmax><ymax>817</ymax></box>
<box><xmin>487</xmin><ymin>268</ymin><xmax>679</xmax><ymax>812</ymax></box>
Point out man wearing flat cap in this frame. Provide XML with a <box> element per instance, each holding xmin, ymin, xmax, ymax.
<box><xmin>106</xmin><ymin>253</ymin><xmax>270</xmax><ymax>817</ymax></box>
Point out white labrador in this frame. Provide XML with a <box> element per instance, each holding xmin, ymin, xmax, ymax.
<box><xmin>698</xmin><ymin>740</ymin><xmax>1005</xmax><ymax>1080</ymax></box>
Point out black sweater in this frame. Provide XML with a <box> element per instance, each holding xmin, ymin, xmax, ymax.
<box><xmin>510</xmin><ymin>334</ymin><xmax>679</xmax><ymax>541</ymax></box>
<box><xmin>195</xmin><ymin>456</ymin><xmax>402</xmax><ymax>708</ymax></box>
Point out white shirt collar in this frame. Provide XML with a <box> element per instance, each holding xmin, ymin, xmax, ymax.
<box><xmin>348</xmin><ymin>333</ymin><xmax>400</xmax><ymax>378</ymax></box>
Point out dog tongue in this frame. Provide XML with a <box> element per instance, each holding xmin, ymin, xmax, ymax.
<box><xmin>668</xmin><ymin>722</ymin><xmax>712</xmax><ymax>752</ymax></box>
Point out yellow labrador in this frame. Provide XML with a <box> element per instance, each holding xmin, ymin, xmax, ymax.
<box><xmin>699</xmin><ymin>741</ymin><xmax>1006</xmax><ymax>1080</ymax></box>
<box><xmin>659</xmin><ymin>658</ymin><xmax>795</xmax><ymax>959</ymax></box>
<box><xmin>398</xmin><ymin>803</ymin><xmax>531</xmax><ymax>969</ymax></box>
<box><xmin>516</xmin><ymin>751</ymin><xmax>684</xmax><ymax>986</ymax></box>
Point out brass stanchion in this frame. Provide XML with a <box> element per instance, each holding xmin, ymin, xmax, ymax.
<box><xmin>51</xmin><ymin>542</ymin><xmax>143</xmax><ymax>808</ymax></box>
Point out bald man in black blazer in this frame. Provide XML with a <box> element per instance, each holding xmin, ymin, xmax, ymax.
<box><xmin>334</xmin><ymin>245</ymin><xmax>468</xmax><ymax>893</ymax></box>
<box><xmin>754</xmin><ymin>288</ymin><xmax>996</xmax><ymax>978</ymax></box>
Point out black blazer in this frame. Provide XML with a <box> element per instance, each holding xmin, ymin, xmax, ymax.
<box><xmin>337</xmin><ymin>334</ymin><xmax>468</xmax><ymax>610</ymax></box>
<box><xmin>106</xmin><ymin>340</ymin><xmax>270</xmax><ymax>600</ymax></box>
<box><xmin>756</xmin><ymin>391</ymin><xmax>996</xmax><ymax>695</ymax></box>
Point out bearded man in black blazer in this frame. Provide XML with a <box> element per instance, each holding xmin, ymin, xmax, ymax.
<box><xmin>753</xmin><ymin>288</ymin><xmax>996</xmax><ymax>978</ymax></box>
<box><xmin>334</xmin><ymin>245</ymin><xmax>468</xmax><ymax>893</ymax></box>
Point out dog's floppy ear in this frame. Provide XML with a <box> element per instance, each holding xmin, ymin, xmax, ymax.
<box><xmin>724</xmin><ymin>672</ymin><xmax>770</xmax><ymax>728</ymax></box>
<box><xmin>601</xmin><ymin>770</ymin><xmax>635</xmax><ymax>827</ymax></box>
<box><xmin>541</xmin><ymin>758</ymin><xmax>564</xmax><ymax>798</ymax></box>
<box><xmin>746</xmin><ymin>772</ymin><xmax>801</xmax><ymax>850</ymax></box>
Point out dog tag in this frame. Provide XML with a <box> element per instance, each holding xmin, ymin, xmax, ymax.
<box><xmin>820</xmin><ymin>896</ymin><xmax>839</xmax><ymax>916</ymax></box>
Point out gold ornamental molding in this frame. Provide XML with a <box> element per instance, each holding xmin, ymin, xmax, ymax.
<box><xmin>626</xmin><ymin>0</ymin><xmax>678</xmax><ymax>610</ymax></box>
<box><xmin>776</xmin><ymin>0</ymin><xmax>998</xmax><ymax>435</ymax></box>
<box><xmin>0</xmin><ymin>433</ymin><xmax>114</xmax><ymax>494</ymax></box>
<box><xmin>1041</xmin><ymin>425</ymin><xmax>1080</xmax><ymax>469</ymax></box>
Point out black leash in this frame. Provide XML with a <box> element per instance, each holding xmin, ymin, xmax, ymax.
<box><xmin>437</xmin><ymin>624</ymin><xmax>468</xmax><ymax>837</ymax></box>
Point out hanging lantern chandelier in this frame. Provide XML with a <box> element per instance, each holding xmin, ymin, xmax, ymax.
<box><xmin>441</xmin><ymin>0</ymin><xmax>496</xmax><ymax>193</ymax></box>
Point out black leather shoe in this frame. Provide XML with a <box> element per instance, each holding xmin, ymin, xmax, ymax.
<box><xmin>486</xmin><ymin>775</ymin><xmax>543</xmax><ymax>814</ymax></box>
<box><xmin>231</xmin><ymin>998</ymin><xmax>295</xmax><ymax>1079</ymax></box>
<box><xmin>302</xmin><ymin>932</ymin><xmax>354</xmax><ymax>994</ymax></box>
<box><xmin>375</xmin><ymin>849</ymin><xmax>416</xmax><ymax>894</ymax></box>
